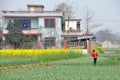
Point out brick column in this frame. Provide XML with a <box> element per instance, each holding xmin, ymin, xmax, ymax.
<box><xmin>36</xmin><ymin>40</ymin><xmax>40</xmax><ymax>49</ymax></box>
<box><xmin>63</xmin><ymin>40</ymin><xmax>67</xmax><ymax>49</ymax></box>
<box><xmin>87</xmin><ymin>40</ymin><xmax>91</xmax><ymax>54</ymax></box>
<box><xmin>9</xmin><ymin>43</ymin><xmax>13</xmax><ymax>49</ymax></box>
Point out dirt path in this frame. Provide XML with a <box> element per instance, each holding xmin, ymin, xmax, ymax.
<box><xmin>0</xmin><ymin>63</ymin><xmax>53</xmax><ymax>73</ymax></box>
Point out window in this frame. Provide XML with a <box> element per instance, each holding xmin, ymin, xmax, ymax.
<box><xmin>45</xmin><ymin>19</ymin><xmax>55</xmax><ymax>28</ymax></box>
<box><xmin>62</xmin><ymin>22</ymin><xmax>65</xmax><ymax>31</ymax></box>
<box><xmin>77</xmin><ymin>21</ymin><xmax>80</xmax><ymax>30</ymax></box>
<box><xmin>14</xmin><ymin>19</ymin><xmax>31</xmax><ymax>28</ymax></box>
<box><xmin>32</xmin><ymin>36</ymin><xmax>37</xmax><ymax>41</ymax></box>
<box><xmin>64</xmin><ymin>36</ymin><xmax>77</xmax><ymax>41</ymax></box>
<box><xmin>44</xmin><ymin>37</ymin><xmax>55</xmax><ymax>48</ymax></box>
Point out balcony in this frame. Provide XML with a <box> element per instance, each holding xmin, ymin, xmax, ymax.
<box><xmin>62</xmin><ymin>29</ymin><xmax>83</xmax><ymax>33</ymax></box>
<box><xmin>2</xmin><ymin>27</ymin><xmax>42</xmax><ymax>36</ymax></box>
<box><xmin>62</xmin><ymin>29</ymin><xmax>83</xmax><ymax>35</ymax></box>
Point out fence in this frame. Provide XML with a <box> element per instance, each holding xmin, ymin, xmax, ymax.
<box><xmin>0</xmin><ymin>40</ymin><xmax>87</xmax><ymax>49</ymax></box>
<box><xmin>66</xmin><ymin>41</ymin><xmax>87</xmax><ymax>49</ymax></box>
<box><xmin>0</xmin><ymin>41</ymin><xmax>37</xmax><ymax>49</ymax></box>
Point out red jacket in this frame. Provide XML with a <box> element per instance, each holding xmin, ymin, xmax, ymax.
<box><xmin>92</xmin><ymin>51</ymin><xmax>98</xmax><ymax>58</ymax></box>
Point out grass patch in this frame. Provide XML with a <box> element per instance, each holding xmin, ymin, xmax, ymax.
<box><xmin>0</xmin><ymin>53</ymin><xmax>120</xmax><ymax>80</ymax></box>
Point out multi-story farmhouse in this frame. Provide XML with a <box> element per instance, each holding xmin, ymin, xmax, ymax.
<box><xmin>0</xmin><ymin>4</ymin><xmax>95</xmax><ymax>53</ymax></box>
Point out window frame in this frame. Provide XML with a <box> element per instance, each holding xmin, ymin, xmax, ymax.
<box><xmin>14</xmin><ymin>18</ymin><xmax>31</xmax><ymax>29</ymax></box>
<box><xmin>44</xmin><ymin>18</ymin><xmax>56</xmax><ymax>28</ymax></box>
<box><xmin>44</xmin><ymin>37</ymin><xmax>56</xmax><ymax>48</ymax></box>
<box><xmin>77</xmin><ymin>21</ymin><xmax>80</xmax><ymax>30</ymax></box>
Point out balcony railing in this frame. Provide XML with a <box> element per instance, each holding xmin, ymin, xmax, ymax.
<box><xmin>62</xmin><ymin>29</ymin><xmax>83</xmax><ymax>33</ymax></box>
<box><xmin>1</xmin><ymin>10</ymin><xmax>63</xmax><ymax>18</ymax></box>
<box><xmin>1</xmin><ymin>10</ymin><xmax>62</xmax><ymax>14</ymax></box>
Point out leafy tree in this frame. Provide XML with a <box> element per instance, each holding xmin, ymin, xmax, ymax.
<box><xmin>95</xmin><ymin>29</ymin><xmax>120</xmax><ymax>45</ymax></box>
<box><xmin>95</xmin><ymin>29</ymin><xmax>114</xmax><ymax>44</ymax></box>
<box><xmin>22</xmin><ymin>36</ymin><xmax>32</xmax><ymax>49</ymax></box>
<box><xmin>6</xmin><ymin>20</ymin><xmax>24</xmax><ymax>49</ymax></box>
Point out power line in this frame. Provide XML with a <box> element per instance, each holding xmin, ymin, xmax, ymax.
<box><xmin>82</xmin><ymin>19</ymin><xmax>120</xmax><ymax>22</ymax></box>
<box><xmin>91</xmin><ymin>20</ymin><xmax>120</xmax><ymax>22</ymax></box>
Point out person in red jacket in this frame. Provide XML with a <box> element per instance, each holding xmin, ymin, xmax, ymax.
<box><xmin>92</xmin><ymin>49</ymin><xmax>98</xmax><ymax>66</ymax></box>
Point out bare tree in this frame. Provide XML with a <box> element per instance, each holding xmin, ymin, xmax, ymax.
<box><xmin>54</xmin><ymin>1</ymin><xmax>76</xmax><ymax>19</ymax></box>
<box><xmin>85</xmin><ymin>7</ymin><xmax>102</xmax><ymax>34</ymax></box>
<box><xmin>95</xmin><ymin>29</ymin><xmax>114</xmax><ymax>43</ymax></box>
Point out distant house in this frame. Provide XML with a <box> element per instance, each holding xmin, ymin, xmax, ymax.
<box><xmin>102</xmin><ymin>40</ymin><xmax>120</xmax><ymax>48</ymax></box>
<box><xmin>0</xmin><ymin>4</ymin><xmax>95</xmax><ymax>53</ymax></box>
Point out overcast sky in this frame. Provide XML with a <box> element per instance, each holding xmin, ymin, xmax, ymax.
<box><xmin>0</xmin><ymin>0</ymin><xmax>120</xmax><ymax>33</ymax></box>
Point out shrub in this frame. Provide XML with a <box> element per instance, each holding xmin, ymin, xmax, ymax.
<box><xmin>92</xmin><ymin>46</ymin><xmax>104</xmax><ymax>54</ymax></box>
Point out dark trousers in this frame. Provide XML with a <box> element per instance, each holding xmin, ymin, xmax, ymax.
<box><xmin>93</xmin><ymin>58</ymin><xmax>97</xmax><ymax>65</ymax></box>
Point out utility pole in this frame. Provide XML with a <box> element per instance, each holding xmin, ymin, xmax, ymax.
<box><xmin>85</xmin><ymin>7</ymin><xmax>89</xmax><ymax>49</ymax></box>
<box><xmin>86</xmin><ymin>7</ymin><xmax>89</xmax><ymax>35</ymax></box>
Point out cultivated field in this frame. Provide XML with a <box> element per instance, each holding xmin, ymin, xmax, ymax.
<box><xmin>0</xmin><ymin>49</ymin><xmax>120</xmax><ymax>80</ymax></box>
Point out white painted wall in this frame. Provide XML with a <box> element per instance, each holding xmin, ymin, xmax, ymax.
<box><xmin>65</xmin><ymin>21</ymin><xmax>77</xmax><ymax>30</ymax></box>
